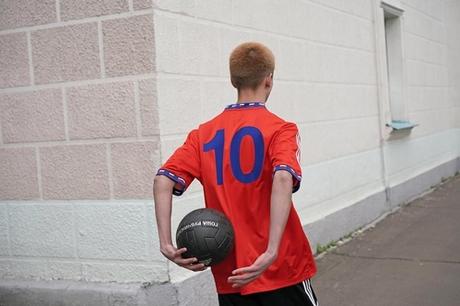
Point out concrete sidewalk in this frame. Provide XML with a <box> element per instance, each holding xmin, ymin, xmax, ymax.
<box><xmin>313</xmin><ymin>174</ymin><xmax>460</xmax><ymax>306</ymax></box>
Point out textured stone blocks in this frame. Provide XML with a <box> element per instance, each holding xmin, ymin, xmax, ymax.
<box><xmin>0</xmin><ymin>0</ymin><xmax>56</xmax><ymax>30</ymax></box>
<box><xmin>0</xmin><ymin>33</ymin><xmax>30</xmax><ymax>88</ymax></box>
<box><xmin>232</xmin><ymin>0</ymin><xmax>272</xmax><ymax>32</ymax></box>
<box><xmin>201</xmin><ymin>80</ymin><xmax>234</xmax><ymax>120</ymax></box>
<box><xmin>102</xmin><ymin>14</ymin><xmax>155</xmax><ymax>77</ymax></box>
<box><xmin>179</xmin><ymin>21</ymin><xmax>221</xmax><ymax>75</ymax></box>
<box><xmin>40</xmin><ymin>144</ymin><xmax>110</xmax><ymax>200</ymax></box>
<box><xmin>133</xmin><ymin>0</ymin><xmax>153</xmax><ymax>10</ymax></box>
<box><xmin>154</xmin><ymin>0</ymin><xmax>195</xmax><ymax>15</ymax></box>
<box><xmin>138</xmin><ymin>78</ymin><xmax>160</xmax><ymax>136</ymax></box>
<box><xmin>154</xmin><ymin>13</ymin><xmax>181</xmax><ymax>73</ymax></box>
<box><xmin>270</xmin><ymin>84</ymin><xmax>378</xmax><ymax>124</ymax></box>
<box><xmin>60</xmin><ymin>0</ymin><xmax>129</xmax><ymax>21</ymax></box>
<box><xmin>66</xmin><ymin>81</ymin><xmax>137</xmax><ymax>140</ymax></box>
<box><xmin>405</xmin><ymin>33</ymin><xmax>445</xmax><ymax>66</ymax></box>
<box><xmin>32</xmin><ymin>23</ymin><xmax>100</xmax><ymax>84</ymax></box>
<box><xmin>75</xmin><ymin>203</ymin><xmax>149</xmax><ymax>260</ymax></box>
<box><xmin>306</xmin><ymin>2</ymin><xmax>374</xmax><ymax>50</ymax></box>
<box><xmin>0</xmin><ymin>148</ymin><xmax>39</xmax><ymax>200</ymax></box>
<box><xmin>111</xmin><ymin>141</ymin><xmax>160</xmax><ymax>199</ymax></box>
<box><xmin>157</xmin><ymin>78</ymin><xmax>201</xmax><ymax>135</ymax></box>
<box><xmin>277</xmin><ymin>39</ymin><xmax>306</xmax><ymax>81</ymax></box>
<box><xmin>404</xmin><ymin>7</ymin><xmax>445</xmax><ymax>43</ymax></box>
<box><xmin>0</xmin><ymin>89</ymin><xmax>65</xmax><ymax>143</ymax></box>
<box><xmin>312</xmin><ymin>0</ymin><xmax>372</xmax><ymax>20</ymax></box>
<box><xmin>47</xmin><ymin>261</ymin><xmax>83</xmax><ymax>280</ymax></box>
<box><xmin>299</xmin><ymin>117</ymin><xmax>380</xmax><ymax>164</ymax></box>
<box><xmin>155</xmin><ymin>0</ymin><xmax>232</xmax><ymax>24</ymax></box>
<box><xmin>0</xmin><ymin>206</ymin><xmax>9</xmax><ymax>256</ymax></box>
<box><xmin>407</xmin><ymin>60</ymin><xmax>447</xmax><ymax>87</ymax></box>
<box><xmin>9</xmin><ymin>204</ymin><xmax>75</xmax><ymax>257</ymax></box>
<box><xmin>83</xmin><ymin>262</ymin><xmax>167</xmax><ymax>282</ymax></box>
<box><xmin>3</xmin><ymin>260</ymin><xmax>48</xmax><ymax>280</ymax></box>
<box><xmin>193</xmin><ymin>0</ymin><xmax>233</xmax><ymax>23</ymax></box>
<box><xmin>304</xmin><ymin>42</ymin><xmax>376</xmax><ymax>83</ymax></box>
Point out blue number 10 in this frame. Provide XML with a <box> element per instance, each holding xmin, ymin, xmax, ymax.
<box><xmin>203</xmin><ymin>126</ymin><xmax>264</xmax><ymax>185</ymax></box>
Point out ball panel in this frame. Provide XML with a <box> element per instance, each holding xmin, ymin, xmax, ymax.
<box><xmin>175</xmin><ymin>208</ymin><xmax>234</xmax><ymax>266</ymax></box>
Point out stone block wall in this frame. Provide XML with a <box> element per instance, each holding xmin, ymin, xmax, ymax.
<box><xmin>0</xmin><ymin>0</ymin><xmax>166</xmax><ymax>284</ymax></box>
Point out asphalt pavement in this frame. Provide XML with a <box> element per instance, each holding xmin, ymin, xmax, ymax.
<box><xmin>312</xmin><ymin>174</ymin><xmax>460</xmax><ymax>306</ymax></box>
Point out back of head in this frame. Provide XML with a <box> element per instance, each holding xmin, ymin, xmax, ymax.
<box><xmin>229</xmin><ymin>42</ymin><xmax>275</xmax><ymax>90</ymax></box>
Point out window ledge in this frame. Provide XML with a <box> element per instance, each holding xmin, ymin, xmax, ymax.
<box><xmin>386</xmin><ymin>120</ymin><xmax>418</xmax><ymax>131</ymax></box>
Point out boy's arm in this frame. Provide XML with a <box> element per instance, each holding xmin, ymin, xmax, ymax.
<box><xmin>227</xmin><ymin>170</ymin><xmax>293</xmax><ymax>288</ymax></box>
<box><xmin>153</xmin><ymin>175</ymin><xmax>206</xmax><ymax>272</ymax></box>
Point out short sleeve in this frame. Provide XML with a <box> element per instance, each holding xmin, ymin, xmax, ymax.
<box><xmin>268</xmin><ymin>122</ymin><xmax>302</xmax><ymax>193</ymax></box>
<box><xmin>156</xmin><ymin>129</ymin><xmax>200</xmax><ymax>196</ymax></box>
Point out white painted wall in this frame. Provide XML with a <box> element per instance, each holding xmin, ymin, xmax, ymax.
<box><xmin>154</xmin><ymin>0</ymin><xmax>460</xmax><ymax>284</ymax></box>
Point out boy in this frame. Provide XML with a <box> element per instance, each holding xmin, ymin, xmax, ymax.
<box><xmin>154</xmin><ymin>42</ymin><xmax>318</xmax><ymax>306</ymax></box>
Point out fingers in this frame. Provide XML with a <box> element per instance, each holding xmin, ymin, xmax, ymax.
<box><xmin>232</xmin><ymin>277</ymin><xmax>258</xmax><ymax>288</ymax></box>
<box><xmin>228</xmin><ymin>272</ymin><xmax>256</xmax><ymax>283</ymax></box>
<box><xmin>232</xmin><ymin>266</ymin><xmax>257</xmax><ymax>275</ymax></box>
<box><xmin>170</xmin><ymin>247</ymin><xmax>198</xmax><ymax>266</ymax></box>
<box><xmin>174</xmin><ymin>256</ymin><xmax>198</xmax><ymax>266</ymax></box>
<box><xmin>228</xmin><ymin>273</ymin><xmax>259</xmax><ymax>288</ymax></box>
<box><xmin>161</xmin><ymin>246</ymin><xmax>187</xmax><ymax>261</ymax></box>
<box><xmin>184</xmin><ymin>262</ymin><xmax>208</xmax><ymax>272</ymax></box>
<box><xmin>227</xmin><ymin>264</ymin><xmax>262</xmax><ymax>288</ymax></box>
<box><xmin>172</xmin><ymin>254</ymin><xmax>208</xmax><ymax>272</ymax></box>
<box><xmin>174</xmin><ymin>247</ymin><xmax>188</xmax><ymax>256</ymax></box>
<box><xmin>162</xmin><ymin>246</ymin><xmax>208</xmax><ymax>272</ymax></box>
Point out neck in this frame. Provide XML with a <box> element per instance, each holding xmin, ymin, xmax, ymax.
<box><xmin>237</xmin><ymin>88</ymin><xmax>267</xmax><ymax>104</ymax></box>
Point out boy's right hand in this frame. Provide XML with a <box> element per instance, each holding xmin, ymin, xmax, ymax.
<box><xmin>160</xmin><ymin>244</ymin><xmax>207</xmax><ymax>272</ymax></box>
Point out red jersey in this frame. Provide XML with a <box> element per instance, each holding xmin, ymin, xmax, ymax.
<box><xmin>157</xmin><ymin>102</ymin><xmax>316</xmax><ymax>295</ymax></box>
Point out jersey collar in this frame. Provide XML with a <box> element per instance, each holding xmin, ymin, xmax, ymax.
<box><xmin>225</xmin><ymin>102</ymin><xmax>266</xmax><ymax>110</ymax></box>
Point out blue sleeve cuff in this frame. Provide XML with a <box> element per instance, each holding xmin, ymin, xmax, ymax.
<box><xmin>273</xmin><ymin>164</ymin><xmax>302</xmax><ymax>193</ymax></box>
<box><xmin>156</xmin><ymin>168</ymin><xmax>187</xmax><ymax>196</ymax></box>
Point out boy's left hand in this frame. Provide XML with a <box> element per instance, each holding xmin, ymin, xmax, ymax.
<box><xmin>227</xmin><ymin>251</ymin><xmax>277</xmax><ymax>288</ymax></box>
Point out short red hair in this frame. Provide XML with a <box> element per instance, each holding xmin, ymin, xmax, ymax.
<box><xmin>229</xmin><ymin>42</ymin><xmax>275</xmax><ymax>90</ymax></box>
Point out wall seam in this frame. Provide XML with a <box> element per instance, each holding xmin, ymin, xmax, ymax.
<box><xmin>106</xmin><ymin>143</ymin><xmax>114</xmax><ymax>199</ymax></box>
<box><xmin>62</xmin><ymin>87</ymin><xmax>70</xmax><ymax>141</ymax></box>
<box><xmin>0</xmin><ymin>9</ymin><xmax>154</xmax><ymax>35</ymax></box>
<box><xmin>407</xmin><ymin>57</ymin><xmax>448</xmax><ymax>67</ymax></box>
<box><xmin>0</xmin><ymin>107</ymin><xmax>3</xmax><ymax>144</ymax></box>
<box><xmin>0</xmin><ymin>135</ymin><xmax>161</xmax><ymax>149</ymax></box>
<box><xmin>0</xmin><ymin>73</ymin><xmax>156</xmax><ymax>94</ymax></box>
<box><xmin>305</xmin><ymin>0</ymin><xmax>373</xmax><ymax>21</ymax></box>
<box><xmin>154</xmin><ymin>9</ymin><xmax>375</xmax><ymax>54</ymax></box>
<box><xmin>35</xmin><ymin>147</ymin><xmax>43</xmax><ymax>200</ymax></box>
<box><xmin>402</xmin><ymin>2</ymin><xmax>444</xmax><ymax>23</ymax></box>
<box><xmin>0</xmin><ymin>254</ymin><xmax>173</xmax><ymax>265</ymax></box>
<box><xmin>55</xmin><ymin>0</ymin><xmax>61</xmax><ymax>22</ymax></box>
<box><xmin>70</xmin><ymin>201</ymin><xmax>80</xmax><ymax>265</ymax></box>
<box><xmin>134</xmin><ymin>80</ymin><xmax>142</xmax><ymax>138</ymax></box>
<box><xmin>26</xmin><ymin>31</ymin><xmax>35</xmax><ymax>86</ymax></box>
<box><xmin>97</xmin><ymin>21</ymin><xmax>106</xmax><ymax>78</ymax></box>
<box><xmin>5</xmin><ymin>203</ymin><xmax>12</xmax><ymax>256</ymax></box>
<box><xmin>154</xmin><ymin>72</ymin><xmax>379</xmax><ymax>85</ymax></box>
<box><xmin>152</xmin><ymin>7</ymin><xmax>170</xmax><ymax>284</ymax></box>
<box><xmin>405</xmin><ymin>29</ymin><xmax>445</xmax><ymax>45</ymax></box>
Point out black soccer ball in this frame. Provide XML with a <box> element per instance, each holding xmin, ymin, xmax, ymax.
<box><xmin>176</xmin><ymin>208</ymin><xmax>234</xmax><ymax>266</ymax></box>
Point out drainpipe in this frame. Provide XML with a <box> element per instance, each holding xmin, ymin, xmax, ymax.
<box><xmin>371</xmin><ymin>0</ymin><xmax>392</xmax><ymax>208</ymax></box>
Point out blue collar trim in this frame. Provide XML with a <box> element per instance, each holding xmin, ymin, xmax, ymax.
<box><xmin>225</xmin><ymin>102</ymin><xmax>266</xmax><ymax>110</ymax></box>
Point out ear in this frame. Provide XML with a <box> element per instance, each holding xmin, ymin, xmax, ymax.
<box><xmin>265</xmin><ymin>73</ymin><xmax>273</xmax><ymax>88</ymax></box>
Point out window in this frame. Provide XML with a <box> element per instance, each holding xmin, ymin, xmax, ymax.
<box><xmin>377</xmin><ymin>1</ymin><xmax>417</xmax><ymax>132</ymax></box>
<box><xmin>383</xmin><ymin>4</ymin><xmax>404</xmax><ymax>121</ymax></box>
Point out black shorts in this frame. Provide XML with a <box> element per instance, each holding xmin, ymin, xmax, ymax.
<box><xmin>218</xmin><ymin>278</ymin><xmax>319</xmax><ymax>306</ymax></box>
